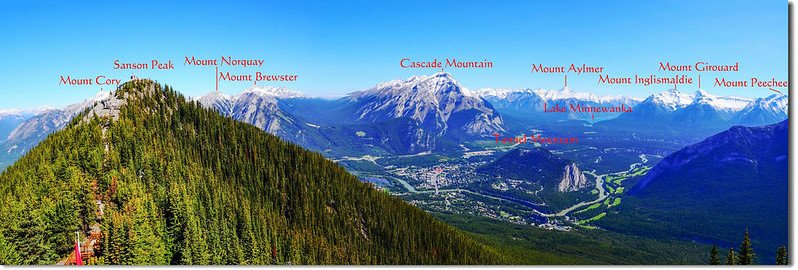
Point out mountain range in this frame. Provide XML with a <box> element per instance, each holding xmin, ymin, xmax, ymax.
<box><xmin>198</xmin><ymin>72</ymin><xmax>505</xmax><ymax>155</ymax></box>
<box><xmin>195</xmin><ymin>86</ymin><xmax>336</xmax><ymax>152</ymax></box>
<box><xmin>0</xmin><ymin>92</ymin><xmax>111</xmax><ymax>167</ymax></box>
<box><xmin>596</xmin><ymin>89</ymin><xmax>787</xmax><ymax>137</ymax></box>
<box><xmin>0</xmin><ymin>73</ymin><xmax>787</xmax><ymax>168</ymax></box>
<box><xmin>476</xmin><ymin>86</ymin><xmax>642</xmax><ymax>122</ymax></box>
<box><xmin>0</xmin><ymin>110</ymin><xmax>41</xmax><ymax>142</ymax></box>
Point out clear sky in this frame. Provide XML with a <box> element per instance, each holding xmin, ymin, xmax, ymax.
<box><xmin>0</xmin><ymin>0</ymin><xmax>788</xmax><ymax>109</ymax></box>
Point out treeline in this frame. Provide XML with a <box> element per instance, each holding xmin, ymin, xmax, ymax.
<box><xmin>0</xmin><ymin>80</ymin><xmax>502</xmax><ymax>265</ymax></box>
<box><xmin>708</xmin><ymin>229</ymin><xmax>788</xmax><ymax>265</ymax></box>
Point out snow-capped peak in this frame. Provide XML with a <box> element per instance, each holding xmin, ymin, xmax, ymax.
<box><xmin>0</xmin><ymin>109</ymin><xmax>24</xmax><ymax>116</ymax></box>
<box><xmin>192</xmin><ymin>86</ymin><xmax>308</xmax><ymax>118</ymax></box>
<box><xmin>473</xmin><ymin>88</ymin><xmax>534</xmax><ymax>99</ymax></box>
<box><xmin>432</xmin><ymin>71</ymin><xmax>455</xmax><ymax>80</ymax></box>
<box><xmin>730</xmin><ymin>94</ymin><xmax>787</xmax><ymax>126</ymax></box>
<box><xmin>346</xmin><ymin>72</ymin><xmax>504</xmax><ymax>136</ymax></box>
<box><xmin>534</xmin><ymin>87</ymin><xmax>638</xmax><ymax>103</ymax></box>
<box><xmin>690</xmin><ymin>89</ymin><xmax>752</xmax><ymax>111</ymax></box>
<box><xmin>355</xmin><ymin>72</ymin><xmax>467</xmax><ymax>100</ymax></box>
<box><xmin>476</xmin><ymin>87</ymin><xmax>640</xmax><ymax>104</ymax></box>
<box><xmin>63</xmin><ymin>90</ymin><xmax>113</xmax><ymax>113</ymax></box>
<box><xmin>31</xmin><ymin>106</ymin><xmax>58</xmax><ymax>115</ymax></box>
<box><xmin>242</xmin><ymin>86</ymin><xmax>306</xmax><ymax>99</ymax></box>
<box><xmin>746</xmin><ymin>94</ymin><xmax>787</xmax><ymax>112</ymax></box>
<box><xmin>196</xmin><ymin>91</ymin><xmax>233</xmax><ymax>107</ymax></box>
<box><xmin>647</xmin><ymin>88</ymin><xmax>753</xmax><ymax>112</ymax></box>
<box><xmin>649</xmin><ymin>88</ymin><xmax>694</xmax><ymax>110</ymax></box>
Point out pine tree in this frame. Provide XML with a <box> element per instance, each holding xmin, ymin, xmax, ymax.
<box><xmin>709</xmin><ymin>244</ymin><xmax>720</xmax><ymax>265</ymax></box>
<box><xmin>0</xmin><ymin>80</ymin><xmax>503</xmax><ymax>265</ymax></box>
<box><xmin>737</xmin><ymin>228</ymin><xmax>755</xmax><ymax>265</ymax></box>
<box><xmin>725</xmin><ymin>248</ymin><xmax>736</xmax><ymax>265</ymax></box>
<box><xmin>0</xmin><ymin>232</ymin><xmax>20</xmax><ymax>265</ymax></box>
<box><xmin>776</xmin><ymin>246</ymin><xmax>787</xmax><ymax>265</ymax></box>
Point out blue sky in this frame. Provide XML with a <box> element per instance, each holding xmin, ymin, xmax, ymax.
<box><xmin>0</xmin><ymin>0</ymin><xmax>788</xmax><ymax>109</ymax></box>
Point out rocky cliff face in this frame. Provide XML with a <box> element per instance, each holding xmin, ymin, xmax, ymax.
<box><xmin>83</xmin><ymin>90</ymin><xmax>127</xmax><ymax>123</ymax></box>
<box><xmin>197</xmin><ymin>88</ymin><xmax>299</xmax><ymax>135</ymax></box>
<box><xmin>477</xmin><ymin>147</ymin><xmax>591</xmax><ymax>193</ymax></box>
<box><xmin>347</xmin><ymin>72</ymin><xmax>505</xmax><ymax>137</ymax></box>
<box><xmin>558</xmin><ymin>163</ymin><xmax>588</xmax><ymax>192</ymax></box>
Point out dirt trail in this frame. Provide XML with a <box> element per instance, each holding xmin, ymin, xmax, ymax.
<box><xmin>56</xmin><ymin>119</ymin><xmax>112</xmax><ymax>265</ymax></box>
<box><xmin>55</xmin><ymin>200</ymin><xmax>104</xmax><ymax>265</ymax></box>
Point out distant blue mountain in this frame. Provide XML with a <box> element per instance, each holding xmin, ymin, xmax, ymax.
<box><xmin>597</xmin><ymin>89</ymin><xmax>786</xmax><ymax>138</ymax></box>
<box><xmin>0</xmin><ymin>113</ymin><xmax>29</xmax><ymax>144</ymax></box>
<box><xmin>476</xmin><ymin>87</ymin><xmax>640</xmax><ymax>123</ymax></box>
<box><xmin>280</xmin><ymin>73</ymin><xmax>505</xmax><ymax>154</ymax></box>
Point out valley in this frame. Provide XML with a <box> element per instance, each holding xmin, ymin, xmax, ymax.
<box><xmin>335</xmin><ymin>129</ymin><xmax>658</xmax><ymax>231</ymax></box>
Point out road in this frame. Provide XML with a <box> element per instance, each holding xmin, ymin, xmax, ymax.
<box><xmin>333</xmin><ymin>151</ymin><xmax>432</xmax><ymax>165</ymax></box>
<box><xmin>391</xmin><ymin>176</ymin><xmax>546</xmax><ymax>209</ymax></box>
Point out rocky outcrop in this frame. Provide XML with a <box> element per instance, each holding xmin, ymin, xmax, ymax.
<box><xmin>347</xmin><ymin>72</ymin><xmax>505</xmax><ymax>137</ymax></box>
<box><xmin>84</xmin><ymin>91</ymin><xmax>125</xmax><ymax>123</ymax></box>
<box><xmin>558</xmin><ymin>163</ymin><xmax>589</xmax><ymax>192</ymax></box>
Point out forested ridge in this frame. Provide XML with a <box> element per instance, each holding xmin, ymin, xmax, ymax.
<box><xmin>0</xmin><ymin>80</ymin><xmax>502</xmax><ymax>265</ymax></box>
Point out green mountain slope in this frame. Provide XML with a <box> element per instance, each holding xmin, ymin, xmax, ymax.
<box><xmin>436</xmin><ymin>213</ymin><xmax>709</xmax><ymax>264</ymax></box>
<box><xmin>608</xmin><ymin>120</ymin><xmax>788</xmax><ymax>263</ymax></box>
<box><xmin>0</xmin><ymin>80</ymin><xmax>501</xmax><ymax>265</ymax></box>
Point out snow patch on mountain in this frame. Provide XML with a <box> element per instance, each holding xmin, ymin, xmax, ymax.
<box><xmin>348</xmin><ymin>72</ymin><xmax>504</xmax><ymax>136</ymax></box>
<box><xmin>692</xmin><ymin>89</ymin><xmax>752</xmax><ymax>111</ymax></box>
<box><xmin>242</xmin><ymin>86</ymin><xmax>307</xmax><ymax>99</ymax></box>
<box><xmin>742</xmin><ymin>94</ymin><xmax>787</xmax><ymax>115</ymax></box>
<box><xmin>476</xmin><ymin>87</ymin><xmax>642</xmax><ymax>104</ymax></box>
<box><xmin>195</xmin><ymin>86</ymin><xmax>306</xmax><ymax>117</ymax></box>
<box><xmin>646</xmin><ymin>88</ymin><xmax>751</xmax><ymax>112</ymax></box>
<box><xmin>648</xmin><ymin>89</ymin><xmax>695</xmax><ymax>111</ymax></box>
<box><xmin>197</xmin><ymin>91</ymin><xmax>234</xmax><ymax>115</ymax></box>
<box><xmin>733</xmin><ymin>94</ymin><xmax>788</xmax><ymax>126</ymax></box>
<box><xmin>194</xmin><ymin>87</ymin><xmax>308</xmax><ymax>134</ymax></box>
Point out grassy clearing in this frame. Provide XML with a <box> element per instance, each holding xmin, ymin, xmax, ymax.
<box><xmin>608</xmin><ymin>198</ymin><xmax>622</xmax><ymax>208</ymax></box>
<box><xmin>628</xmin><ymin>166</ymin><xmax>651</xmax><ymax>177</ymax></box>
<box><xmin>574</xmin><ymin>203</ymin><xmax>602</xmax><ymax>215</ymax></box>
<box><xmin>576</xmin><ymin>212</ymin><xmax>607</xmax><ymax>225</ymax></box>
